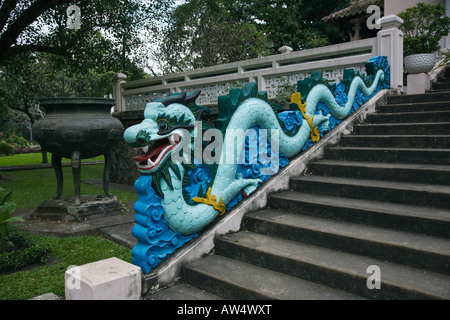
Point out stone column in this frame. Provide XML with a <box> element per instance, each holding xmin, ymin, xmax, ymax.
<box><xmin>114</xmin><ymin>73</ymin><xmax>127</xmax><ymax>113</ymax></box>
<box><xmin>377</xmin><ymin>15</ymin><xmax>404</xmax><ymax>90</ymax></box>
<box><xmin>350</xmin><ymin>18</ymin><xmax>362</xmax><ymax>41</ymax></box>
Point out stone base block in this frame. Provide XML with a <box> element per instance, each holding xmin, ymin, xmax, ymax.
<box><xmin>32</xmin><ymin>195</ymin><xmax>123</xmax><ymax>222</ymax></box>
<box><xmin>407</xmin><ymin>73</ymin><xmax>431</xmax><ymax>95</ymax></box>
<box><xmin>29</xmin><ymin>293</ymin><xmax>61</xmax><ymax>300</ymax></box>
<box><xmin>65</xmin><ymin>257</ymin><xmax>142</xmax><ymax>300</ymax></box>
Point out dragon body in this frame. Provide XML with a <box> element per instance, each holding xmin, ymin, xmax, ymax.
<box><xmin>124</xmin><ymin>56</ymin><xmax>390</xmax><ymax>272</ymax></box>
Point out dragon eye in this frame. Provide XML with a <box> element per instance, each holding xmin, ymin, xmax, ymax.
<box><xmin>158</xmin><ymin>120</ymin><xmax>169</xmax><ymax>132</ymax></box>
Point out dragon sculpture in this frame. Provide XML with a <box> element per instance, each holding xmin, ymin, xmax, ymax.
<box><xmin>124</xmin><ymin>56</ymin><xmax>390</xmax><ymax>273</ymax></box>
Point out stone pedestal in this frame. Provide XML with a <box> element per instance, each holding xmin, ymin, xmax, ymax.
<box><xmin>32</xmin><ymin>195</ymin><xmax>123</xmax><ymax>222</ymax></box>
<box><xmin>65</xmin><ymin>257</ymin><xmax>142</xmax><ymax>300</ymax></box>
<box><xmin>407</xmin><ymin>73</ymin><xmax>431</xmax><ymax>95</ymax></box>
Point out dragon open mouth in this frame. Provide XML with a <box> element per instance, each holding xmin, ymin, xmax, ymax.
<box><xmin>132</xmin><ymin>133</ymin><xmax>181</xmax><ymax>171</ymax></box>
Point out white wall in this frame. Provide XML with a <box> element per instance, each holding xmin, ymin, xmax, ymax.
<box><xmin>385</xmin><ymin>0</ymin><xmax>445</xmax><ymax>16</ymax></box>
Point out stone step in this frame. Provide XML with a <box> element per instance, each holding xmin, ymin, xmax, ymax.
<box><xmin>430</xmin><ymin>88</ymin><xmax>450</xmax><ymax>94</ymax></box>
<box><xmin>376</xmin><ymin>101</ymin><xmax>450</xmax><ymax>113</ymax></box>
<box><xmin>149</xmin><ymin>72</ymin><xmax>450</xmax><ymax>301</ymax></box>
<box><xmin>307</xmin><ymin>160</ymin><xmax>450</xmax><ymax>186</ymax></box>
<box><xmin>242</xmin><ymin>211</ymin><xmax>450</xmax><ymax>275</ymax></box>
<box><xmin>388</xmin><ymin>92</ymin><xmax>450</xmax><ymax>104</ymax></box>
<box><xmin>442</xmin><ymin>67</ymin><xmax>450</xmax><ymax>78</ymax></box>
<box><xmin>435</xmin><ymin>77</ymin><xmax>450</xmax><ymax>83</ymax></box>
<box><xmin>338</xmin><ymin>135</ymin><xmax>450</xmax><ymax>149</ymax></box>
<box><xmin>352</xmin><ymin>122</ymin><xmax>450</xmax><ymax>135</ymax></box>
<box><xmin>365</xmin><ymin>110</ymin><xmax>450</xmax><ymax>124</ymax></box>
<box><xmin>267</xmin><ymin>191</ymin><xmax>450</xmax><ymax>238</ymax></box>
<box><xmin>148</xmin><ymin>283</ymin><xmax>224</xmax><ymax>300</ymax></box>
<box><xmin>214</xmin><ymin>231</ymin><xmax>450</xmax><ymax>299</ymax></box>
<box><xmin>289</xmin><ymin>175</ymin><xmax>450</xmax><ymax>210</ymax></box>
<box><xmin>433</xmin><ymin>82</ymin><xmax>450</xmax><ymax>91</ymax></box>
<box><xmin>182</xmin><ymin>254</ymin><xmax>365</xmax><ymax>300</ymax></box>
<box><xmin>324</xmin><ymin>146</ymin><xmax>450</xmax><ymax>165</ymax></box>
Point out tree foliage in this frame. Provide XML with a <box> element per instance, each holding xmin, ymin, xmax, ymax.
<box><xmin>0</xmin><ymin>0</ymin><xmax>171</xmax><ymax>127</ymax></box>
<box><xmin>398</xmin><ymin>3</ymin><xmax>450</xmax><ymax>56</ymax></box>
<box><xmin>236</xmin><ymin>0</ymin><xmax>351</xmax><ymax>52</ymax></box>
<box><xmin>0</xmin><ymin>0</ymin><xmax>173</xmax><ymax>74</ymax></box>
<box><xmin>150</xmin><ymin>0</ymin><xmax>273</xmax><ymax>74</ymax></box>
<box><xmin>0</xmin><ymin>54</ymin><xmax>49</xmax><ymax>126</ymax></box>
<box><xmin>152</xmin><ymin>0</ymin><xmax>350</xmax><ymax>73</ymax></box>
<box><xmin>0</xmin><ymin>0</ymin><xmax>170</xmax><ymax>143</ymax></box>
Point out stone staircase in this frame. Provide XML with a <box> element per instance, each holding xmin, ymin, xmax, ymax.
<box><xmin>149</xmin><ymin>70</ymin><xmax>450</xmax><ymax>300</ymax></box>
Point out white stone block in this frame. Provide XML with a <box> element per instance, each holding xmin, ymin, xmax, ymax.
<box><xmin>65</xmin><ymin>257</ymin><xmax>142</xmax><ymax>300</ymax></box>
<box><xmin>407</xmin><ymin>73</ymin><xmax>431</xmax><ymax>95</ymax></box>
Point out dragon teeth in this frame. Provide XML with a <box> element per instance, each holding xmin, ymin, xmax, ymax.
<box><xmin>147</xmin><ymin>158</ymin><xmax>155</xmax><ymax>167</ymax></box>
<box><xmin>142</xmin><ymin>145</ymin><xmax>149</xmax><ymax>153</ymax></box>
<box><xmin>169</xmin><ymin>134</ymin><xmax>180</xmax><ymax>146</ymax></box>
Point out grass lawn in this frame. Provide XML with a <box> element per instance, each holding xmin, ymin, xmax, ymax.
<box><xmin>0</xmin><ymin>152</ymin><xmax>103</xmax><ymax>167</ymax></box>
<box><xmin>0</xmin><ymin>234</ymin><xmax>132</xmax><ymax>300</ymax></box>
<box><xmin>0</xmin><ymin>155</ymin><xmax>137</xmax><ymax>209</ymax></box>
<box><xmin>0</xmin><ymin>153</ymin><xmax>138</xmax><ymax>300</ymax></box>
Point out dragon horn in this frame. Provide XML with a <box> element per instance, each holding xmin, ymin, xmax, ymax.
<box><xmin>161</xmin><ymin>92</ymin><xmax>187</xmax><ymax>106</ymax></box>
<box><xmin>184</xmin><ymin>90</ymin><xmax>201</xmax><ymax>105</ymax></box>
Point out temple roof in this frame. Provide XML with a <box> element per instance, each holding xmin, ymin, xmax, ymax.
<box><xmin>323</xmin><ymin>0</ymin><xmax>384</xmax><ymax>22</ymax></box>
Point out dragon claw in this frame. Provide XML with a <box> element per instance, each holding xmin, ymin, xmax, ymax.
<box><xmin>242</xmin><ymin>179</ymin><xmax>262</xmax><ymax>197</ymax></box>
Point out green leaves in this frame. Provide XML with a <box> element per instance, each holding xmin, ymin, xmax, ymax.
<box><xmin>0</xmin><ymin>188</ymin><xmax>21</xmax><ymax>226</ymax></box>
<box><xmin>153</xmin><ymin>0</ymin><xmax>350</xmax><ymax>73</ymax></box>
<box><xmin>234</xmin><ymin>0</ymin><xmax>350</xmax><ymax>52</ymax></box>
<box><xmin>0</xmin><ymin>0</ymin><xmax>174</xmax><ymax>74</ymax></box>
<box><xmin>0</xmin><ymin>188</ymin><xmax>13</xmax><ymax>209</ymax></box>
<box><xmin>0</xmin><ymin>187</ymin><xmax>23</xmax><ymax>253</ymax></box>
<box><xmin>154</xmin><ymin>0</ymin><xmax>273</xmax><ymax>73</ymax></box>
<box><xmin>399</xmin><ymin>3</ymin><xmax>450</xmax><ymax>56</ymax></box>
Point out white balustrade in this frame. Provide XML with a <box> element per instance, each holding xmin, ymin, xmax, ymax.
<box><xmin>114</xmin><ymin>18</ymin><xmax>404</xmax><ymax>113</ymax></box>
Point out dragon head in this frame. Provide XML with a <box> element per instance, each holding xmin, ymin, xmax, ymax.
<box><xmin>124</xmin><ymin>91</ymin><xmax>205</xmax><ymax>175</ymax></box>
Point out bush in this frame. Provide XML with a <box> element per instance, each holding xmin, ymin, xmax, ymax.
<box><xmin>0</xmin><ymin>188</ymin><xmax>23</xmax><ymax>252</ymax></box>
<box><xmin>0</xmin><ymin>188</ymin><xmax>47</xmax><ymax>274</ymax></box>
<box><xmin>399</xmin><ymin>3</ymin><xmax>450</xmax><ymax>56</ymax></box>
<box><xmin>0</xmin><ymin>132</ymin><xmax>30</xmax><ymax>154</ymax></box>
<box><xmin>0</xmin><ymin>140</ymin><xmax>14</xmax><ymax>155</ymax></box>
<box><xmin>0</xmin><ymin>230</ymin><xmax>51</xmax><ymax>274</ymax></box>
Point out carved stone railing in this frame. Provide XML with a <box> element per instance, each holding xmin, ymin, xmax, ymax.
<box><xmin>115</xmin><ymin>39</ymin><xmax>375</xmax><ymax>112</ymax></box>
<box><xmin>114</xmin><ymin>16</ymin><xmax>404</xmax><ymax>113</ymax></box>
